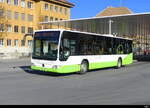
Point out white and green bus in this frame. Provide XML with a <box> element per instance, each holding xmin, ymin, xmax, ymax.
<box><xmin>31</xmin><ymin>29</ymin><xmax>133</xmax><ymax>74</ymax></box>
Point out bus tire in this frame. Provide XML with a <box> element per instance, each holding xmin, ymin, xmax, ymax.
<box><xmin>116</xmin><ymin>58</ymin><xmax>122</xmax><ymax>69</ymax></box>
<box><xmin>79</xmin><ymin>60</ymin><xmax>89</xmax><ymax>74</ymax></box>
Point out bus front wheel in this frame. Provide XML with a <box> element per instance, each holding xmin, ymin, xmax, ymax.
<box><xmin>79</xmin><ymin>60</ymin><xmax>89</xmax><ymax>74</ymax></box>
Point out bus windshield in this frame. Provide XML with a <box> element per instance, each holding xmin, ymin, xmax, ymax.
<box><xmin>32</xmin><ymin>31</ymin><xmax>60</xmax><ymax>61</ymax></box>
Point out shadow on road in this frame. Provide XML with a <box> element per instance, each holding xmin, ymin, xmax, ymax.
<box><xmin>19</xmin><ymin>66</ymin><xmax>75</xmax><ymax>77</ymax></box>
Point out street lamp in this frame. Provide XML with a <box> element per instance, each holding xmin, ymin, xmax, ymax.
<box><xmin>109</xmin><ymin>19</ymin><xmax>113</xmax><ymax>35</ymax></box>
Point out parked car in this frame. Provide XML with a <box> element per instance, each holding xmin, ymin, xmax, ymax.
<box><xmin>144</xmin><ymin>49</ymin><xmax>150</xmax><ymax>55</ymax></box>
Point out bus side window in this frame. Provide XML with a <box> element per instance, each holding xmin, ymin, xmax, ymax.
<box><xmin>105</xmin><ymin>37</ymin><xmax>113</xmax><ymax>55</ymax></box>
<box><xmin>59</xmin><ymin>38</ymin><xmax>70</xmax><ymax>61</ymax></box>
<box><xmin>117</xmin><ymin>45</ymin><xmax>124</xmax><ymax>54</ymax></box>
<box><xmin>129</xmin><ymin>40</ymin><xmax>132</xmax><ymax>53</ymax></box>
<box><xmin>63</xmin><ymin>39</ymin><xmax>69</xmax><ymax>48</ymax></box>
<box><xmin>114</xmin><ymin>38</ymin><xmax>124</xmax><ymax>54</ymax></box>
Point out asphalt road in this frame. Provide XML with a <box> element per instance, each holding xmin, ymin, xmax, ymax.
<box><xmin>0</xmin><ymin>58</ymin><xmax>150</xmax><ymax>105</ymax></box>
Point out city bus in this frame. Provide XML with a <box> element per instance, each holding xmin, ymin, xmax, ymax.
<box><xmin>31</xmin><ymin>29</ymin><xmax>133</xmax><ymax>74</ymax></box>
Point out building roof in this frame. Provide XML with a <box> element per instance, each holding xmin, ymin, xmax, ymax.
<box><xmin>96</xmin><ymin>6</ymin><xmax>133</xmax><ymax>17</ymax></box>
<box><xmin>33</xmin><ymin>0</ymin><xmax>74</xmax><ymax>8</ymax></box>
<box><xmin>56</xmin><ymin>0</ymin><xmax>74</xmax><ymax>7</ymax></box>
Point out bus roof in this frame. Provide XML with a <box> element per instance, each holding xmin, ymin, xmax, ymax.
<box><xmin>34</xmin><ymin>29</ymin><xmax>132</xmax><ymax>40</ymax></box>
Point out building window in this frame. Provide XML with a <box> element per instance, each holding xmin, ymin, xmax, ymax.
<box><xmin>21</xmin><ymin>40</ymin><xmax>25</xmax><ymax>46</ymax></box>
<box><xmin>7</xmin><ymin>24</ymin><xmax>12</xmax><ymax>32</ymax></box>
<box><xmin>28</xmin><ymin>27</ymin><xmax>33</xmax><ymax>34</ymax></box>
<box><xmin>44</xmin><ymin>3</ymin><xmax>48</xmax><ymax>10</ymax></box>
<box><xmin>60</xmin><ymin>7</ymin><xmax>62</xmax><ymax>13</ymax></box>
<box><xmin>44</xmin><ymin>16</ymin><xmax>48</xmax><ymax>22</ymax></box>
<box><xmin>21</xmin><ymin>26</ymin><xmax>25</xmax><ymax>33</ymax></box>
<box><xmin>7</xmin><ymin>0</ymin><xmax>11</xmax><ymax>5</ymax></box>
<box><xmin>28</xmin><ymin>40</ymin><xmax>32</xmax><ymax>47</ymax></box>
<box><xmin>14</xmin><ymin>12</ymin><xmax>19</xmax><ymax>20</ymax></box>
<box><xmin>7</xmin><ymin>39</ymin><xmax>11</xmax><ymax>46</ymax></box>
<box><xmin>55</xmin><ymin>18</ymin><xmax>58</xmax><ymax>21</ymax></box>
<box><xmin>50</xmin><ymin>17</ymin><xmax>53</xmax><ymax>21</ymax></box>
<box><xmin>0</xmin><ymin>9</ymin><xmax>4</xmax><ymax>17</ymax></box>
<box><xmin>0</xmin><ymin>39</ymin><xmax>4</xmax><ymax>46</ymax></box>
<box><xmin>65</xmin><ymin>8</ymin><xmax>68</xmax><ymax>15</ymax></box>
<box><xmin>7</xmin><ymin>10</ymin><xmax>12</xmax><ymax>19</ymax></box>
<box><xmin>55</xmin><ymin>6</ymin><xmax>58</xmax><ymax>12</ymax></box>
<box><xmin>21</xmin><ymin>13</ymin><xmax>25</xmax><ymax>21</ymax></box>
<box><xmin>14</xmin><ymin>39</ymin><xmax>19</xmax><ymax>47</ymax></box>
<box><xmin>14</xmin><ymin>25</ymin><xmax>19</xmax><ymax>33</ymax></box>
<box><xmin>0</xmin><ymin>24</ymin><xmax>4</xmax><ymax>32</ymax></box>
<box><xmin>50</xmin><ymin>5</ymin><xmax>53</xmax><ymax>11</ymax></box>
<box><xmin>21</xmin><ymin>0</ymin><xmax>26</xmax><ymax>8</ymax></box>
<box><xmin>28</xmin><ymin>14</ymin><xmax>33</xmax><ymax>22</ymax></box>
<box><xmin>27</xmin><ymin>1</ymin><xmax>33</xmax><ymax>9</ymax></box>
<box><xmin>14</xmin><ymin>0</ymin><xmax>19</xmax><ymax>6</ymax></box>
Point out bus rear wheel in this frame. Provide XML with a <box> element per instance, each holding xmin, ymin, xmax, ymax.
<box><xmin>116</xmin><ymin>58</ymin><xmax>122</xmax><ymax>69</ymax></box>
<box><xmin>79</xmin><ymin>60</ymin><xmax>89</xmax><ymax>74</ymax></box>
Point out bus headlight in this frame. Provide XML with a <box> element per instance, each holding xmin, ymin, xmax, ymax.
<box><xmin>52</xmin><ymin>65</ymin><xmax>61</xmax><ymax>69</ymax></box>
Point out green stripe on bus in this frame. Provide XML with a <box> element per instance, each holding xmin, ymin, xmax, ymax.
<box><xmin>89</xmin><ymin>53</ymin><xmax>133</xmax><ymax>70</ymax></box>
<box><xmin>122</xmin><ymin>53</ymin><xmax>133</xmax><ymax>65</ymax></box>
<box><xmin>31</xmin><ymin>64</ymin><xmax>80</xmax><ymax>74</ymax></box>
<box><xmin>31</xmin><ymin>53</ymin><xmax>133</xmax><ymax>74</ymax></box>
<box><xmin>89</xmin><ymin>61</ymin><xmax>117</xmax><ymax>70</ymax></box>
<box><xmin>31</xmin><ymin>61</ymin><xmax>116</xmax><ymax>74</ymax></box>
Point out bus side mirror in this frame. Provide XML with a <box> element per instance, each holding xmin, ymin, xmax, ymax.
<box><xmin>64</xmin><ymin>50</ymin><xmax>70</xmax><ymax>58</ymax></box>
<box><xmin>59</xmin><ymin>47</ymin><xmax>70</xmax><ymax>61</ymax></box>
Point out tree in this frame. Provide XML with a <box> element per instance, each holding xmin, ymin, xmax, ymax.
<box><xmin>0</xmin><ymin>4</ymin><xmax>8</xmax><ymax>39</ymax></box>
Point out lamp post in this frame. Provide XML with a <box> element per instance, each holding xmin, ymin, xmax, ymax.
<box><xmin>109</xmin><ymin>19</ymin><xmax>113</xmax><ymax>35</ymax></box>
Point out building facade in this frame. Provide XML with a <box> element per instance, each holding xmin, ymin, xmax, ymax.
<box><xmin>0</xmin><ymin>0</ymin><xmax>74</xmax><ymax>56</ymax></box>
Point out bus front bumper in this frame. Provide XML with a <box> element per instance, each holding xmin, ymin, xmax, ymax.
<box><xmin>31</xmin><ymin>65</ymin><xmax>80</xmax><ymax>74</ymax></box>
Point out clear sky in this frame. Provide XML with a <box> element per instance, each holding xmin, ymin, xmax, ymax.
<box><xmin>69</xmin><ymin>0</ymin><xmax>150</xmax><ymax>19</ymax></box>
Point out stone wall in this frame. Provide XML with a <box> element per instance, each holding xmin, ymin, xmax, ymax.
<box><xmin>0</xmin><ymin>47</ymin><xmax>32</xmax><ymax>59</ymax></box>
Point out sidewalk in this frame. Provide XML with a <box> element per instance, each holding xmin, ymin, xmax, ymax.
<box><xmin>0</xmin><ymin>53</ymin><xmax>31</xmax><ymax>60</ymax></box>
